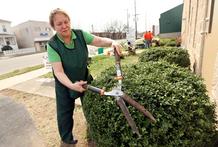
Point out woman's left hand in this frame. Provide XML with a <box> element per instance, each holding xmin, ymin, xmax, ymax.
<box><xmin>111</xmin><ymin>41</ymin><xmax>122</xmax><ymax>56</ymax></box>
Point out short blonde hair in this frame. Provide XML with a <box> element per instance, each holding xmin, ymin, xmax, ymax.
<box><xmin>49</xmin><ymin>8</ymin><xmax>70</xmax><ymax>28</ymax></box>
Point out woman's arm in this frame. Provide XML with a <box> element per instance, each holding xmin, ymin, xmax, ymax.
<box><xmin>51</xmin><ymin>62</ymin><xmax>86</xmax><ymax>92</ymax></box>
<box><xmin>90</xmin><ymin>35</ymin><xmax>122</xmax><ymax>55</ymax></box>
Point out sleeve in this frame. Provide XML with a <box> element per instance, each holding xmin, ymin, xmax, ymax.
<box><xmin>82</xmin><ymin>31</ymin><xmax>94</xmax><ymax>44</ymax></box>
<box><xmin>47</xmin><ymin>43</ymin><xmax>61</xmax><ymax>62</ymax></box>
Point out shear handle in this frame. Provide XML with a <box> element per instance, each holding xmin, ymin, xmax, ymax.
<box><xmin>121</xmin><ymin>94</ymin><xmax>156</xmax><ymax>123</ymax></box>
<box><xmin>116</xmin><ymin>97</ymin><xmax>141</xmax><ymax>137</ymax></box>
<box><xmin>83</xmin><ymin>85</ymin><xmax>104</xmax><ymax>95</ymax></box>
<box><xmin>114</xmin><ymin>47</ymin><xmax>120</xmax><ymax>63</ymax></box>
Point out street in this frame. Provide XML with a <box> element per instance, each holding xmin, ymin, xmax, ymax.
<box><xmin>0</xmin><ymin>52</ymin><xmax>47</xmax><ymax>75</ymax></box>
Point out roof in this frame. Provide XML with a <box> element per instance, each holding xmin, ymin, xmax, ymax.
<box><xmin>0</xmin><ymin>19</ymin><xmax>11</xmax><ymax>23</ymax></box>
<box><xmin>0</xmin><ymin>33</ymin><xmax>15</xmax><ymax>36</ymax></box>
<box><xmin>14</xmin><ymin>20</ymin><xmax>49</xmax><ymax>27</ymax></box>
<box><xmin>34</xmin><ymin>37</ymin><xmax>51</xmax><ymax>42</ymax></box>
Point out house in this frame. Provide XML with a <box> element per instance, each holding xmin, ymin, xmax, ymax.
<box><xmin>159</xmin><ymin>4</ymin><xmax>183</xmax><ymax>38</ymax></box>
<box><xmin>0</xmin><ymin>19</ymin><xmax>18</xmax><ymax>52</ymax></box>
<box><xmin>181</xmin><ymin>0</ymin><xmax>218</xmax><ymax>101</ymax></box>
<box><xmin>12</xmin><ymin>20</ymin><xmax>53</xmax><ymax>52</ymax></box>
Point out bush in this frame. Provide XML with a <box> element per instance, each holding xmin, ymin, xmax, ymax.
<box><xmin>135</xmin><ymin>38</ymin><xmax>145</xmax><ymax>49</ymax></box>
<box><xmin>165</xmin><ymin>39</ymin><xmax>176</xmax><ymax>47</ymax></box>
<box><xmin>139</xmin><ymin>47</ymin><xmax>190</xmax><ymax>68</ymax></box>
<box><xmin>119</xmin><ymin>40</ymin><xmax>128</xmax><ymax>51</ymax></box>
<box><xmin>159</xmin><ymin>38</ymin><xmax>177</xmax><ymax>47</ymax></box>
<box><xmin>159</xmin><ymin>38</ymin><xmax>170</xmax><ymax>46</ymax></box>
<box><xmin>82</xmin><ymin>61</ymin><xmax>218</xmax><ymax>147</ymax></box>
<box><xmin>1</xmin><ymin>45</ymin><xmax>13</xmax><ymax>51</ymax></box>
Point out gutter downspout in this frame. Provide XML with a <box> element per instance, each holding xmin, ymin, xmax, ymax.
<box><xmin>198</xmin><ymin>0</ymin><xmax>209</xmax><ymax>75</ymax></box>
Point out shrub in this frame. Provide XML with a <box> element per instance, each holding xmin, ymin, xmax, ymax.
<box><xmin>135</xmin><ymin>38</ymin><xmax>145</xmax><ymax>49</ymax></box>
<box><xmin>165</xmin><ymin>39</ymin><xmax>176</xmax><ymax>47</ymax></box>
<box><xmin>82</xmin><ymin>61</ymin><xmax>218</xmax><ymax>147</ymax></box>
<box><xmin>159</xmin><ymin>38</ymin><xmax>176</xmax><ymax>47</ymax></box>
<box><xmin>139</xmin><ymin>47</ymin><xmax>190</xmax><ymax>68</ymax></box>
<box><xmin>120</xmin><ymin>40</ymin><xmax>128</xmax><ymax>51</ymax></box>
<box><xmin>159</xmin><ymin>38</ymin><xmax>169</xmax><ymax>46</ymax></box>
<box><xmin>1</xmin><ymin>45</ymin><xmax>13</xmax><ymax>51</ymax></box>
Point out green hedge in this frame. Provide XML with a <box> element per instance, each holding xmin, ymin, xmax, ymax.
<box><xmin>159</xmin><ymin>38</ymin><xmax>176</xmax><ymax>47</ymax></box>
<box><xmin>82</xmin><ymin>61</ymin><xmax>217</xmax><ymax>147</ymax></box>
<box><xmin>139</xmin><ymin>47</ymin><xmax>190</xmax><ymax>68</ymax></box>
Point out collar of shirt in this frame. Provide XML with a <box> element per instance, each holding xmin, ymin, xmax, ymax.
<box><xmin>57</xmin><ymin>30</ymin><xmax>76</xmax><ymax>49</ymax></box>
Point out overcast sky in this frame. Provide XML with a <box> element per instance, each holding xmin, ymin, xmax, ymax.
<box><xmin>0</xmin><ymin>0</ymin><xmax>183</xmax><ymax>32</ymax></box>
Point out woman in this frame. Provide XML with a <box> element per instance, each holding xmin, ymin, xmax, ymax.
<box><xmin>47</xmin><ymin>8</ymin><xmax>122</xmax><ymax>146</ymax></box>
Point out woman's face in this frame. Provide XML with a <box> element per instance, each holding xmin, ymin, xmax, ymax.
<box><xmin>53</xmin><ymin>13</ymin><xmax>71</xmax><ymax>37</ymax></box>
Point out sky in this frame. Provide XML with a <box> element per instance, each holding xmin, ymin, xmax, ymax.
<box><xmin>0</xmin><ymin>0</ymin><xmax>183</xmax><ymax>32</ymax></box>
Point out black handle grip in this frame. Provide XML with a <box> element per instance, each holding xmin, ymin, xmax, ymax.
<box><xmin>83</xmin><ymin>85</ymin><xmax>104</xmax><ymax>95</ymax></box>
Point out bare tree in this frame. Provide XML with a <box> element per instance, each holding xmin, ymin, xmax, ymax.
<box><xmin>104</xmin><ymin>20</ymin><xmax>127</xmax><ymax>39</ymax></box>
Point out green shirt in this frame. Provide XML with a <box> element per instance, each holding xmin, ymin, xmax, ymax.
<box><xmin>47</xmin><ymin>30</ymin><xmax>94</xmax><ymax>62</ymax></box>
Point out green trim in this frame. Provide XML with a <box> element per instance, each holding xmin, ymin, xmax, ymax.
<box><xmin>82</xmin><ymin>31</ymin><xmax>94</xmax><ymax>44</ymax></box>
<box><xmin>57</xmin><ymin>31</ymin><xmax>76</xmax><ymax>49</ymax></box>
<box><xmin>47</xmin><ymin>43</ymin><xmax>61</xmax><ymax>62</ymax></box>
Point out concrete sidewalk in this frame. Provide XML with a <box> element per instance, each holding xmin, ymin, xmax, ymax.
<box><xmin>0</xmin><ymin>68</ymin><xmax>50</xmax><ymax>91</ymax></box>
<box><xmin>0</xmin><ymin>68</ymin><xmax>82</xmax><ymax>105</ymax></box>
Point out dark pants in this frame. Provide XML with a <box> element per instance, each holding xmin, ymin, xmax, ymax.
<box><xmin>144</xmin><ymin>40</ymin><xmax>149</xmax><ymax>48</ymax></box>
<box><xmin>55</xmin><ymin>82</ymin><xmax>76</xmax><ymax>144</ymax></box>
<box><xmin>147</xmin><ymin>40</ymin><xmax>152</xmax><ymax>48</ymax></box>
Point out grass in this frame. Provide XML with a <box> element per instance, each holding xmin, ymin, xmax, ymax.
<box><xmin>0</xmin><ymin>64</ymin><xmax>44</xmax><ymax>80</ymax></box>
<box><xmin>41</xmin><ymin>53</ymin><xmax>142</xmax><ymax>79</ymax></box>
<box><xmin>1</xmin><ymin>49</ymin><xmax>145</xmax><ymax>80</ymax></box>
<box><xmin>41</xmin><ymin>71</ymin><xmax>53</xmax><ymax>78</ymax></box>
<box><xmin>89</xmin><ymin>54</ymin><xmax>139</xmax><ymax>78</ymax></box>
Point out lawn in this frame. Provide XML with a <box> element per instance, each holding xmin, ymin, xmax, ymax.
<box><xmin>89</xmin><ymin>54</ymin><xmax>139</xmax><ymax>78</ymax></box>
<box><xmin>0</xmin><ymin>64</ymin><xmax>44</xmax><ymax>80</ymax></box>
<box><xmin>41</xmin><ymin>53</ymin><xmax>141</xmax><ymax>79</ymax></box>
<box><xmin>0</xmin><ymin>50</ymin><xmax>143</xmax><ymax>80</ymax></box>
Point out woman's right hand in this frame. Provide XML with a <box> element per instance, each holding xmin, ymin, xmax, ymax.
<box><xmin>72</xmin><ymin>81</ymin><xmax>87</xmax><ymax>93</ymax></box>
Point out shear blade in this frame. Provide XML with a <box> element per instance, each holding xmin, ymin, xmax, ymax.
<box><xmin>104</xmin><ymin>89</ymin><xmax>123</xmax><ymax>97</ymax></box>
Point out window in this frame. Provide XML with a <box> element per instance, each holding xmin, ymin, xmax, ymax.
<box><xmin>26</xmin><ymin>28</ymin><xmax>29</xmax><ymax>33</ymax></box>
<box><xmin>35</xmin><ymin>27</ymin><xmax>41</xmax><ymax>31</ymax></box>
<box><xmin>2</xmin><ymin>25</ymin><xmax>7</xmax><ymax>32</ymax></box>
<box><xmin>0</xmin><ymin>37</ymin><xmax>4</xmax><ymax>45</ymax></box>
<box><xmin>45</xmin><ymin>27</ymin><xmax>51</xmax><ymax>31</ymax></box>
<box><xmin>5</xmin><ymin>37</ymin><xmax>16</xmax><ymax>45</ymax></box>
<box><xmin>208</xmin><ymin>0</ymin><xmax>215</xmax><ymax>33</ymax></box>
<box><xmin>40</xmin><ymin>32</ymin><xmax>48</xmax><ymax>36</ymax></box>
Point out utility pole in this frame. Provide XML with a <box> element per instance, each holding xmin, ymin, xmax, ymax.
<box><xmin>126</xmin><ymin>9</ymin><xmax>129</xmax><ymax>33</ymax></box>
<box><xmin>144</xmin><ymin>11</ymin><xmax>147</xmax><ymax>31</ymax></box>
<box><xmin>91</xmin><ymin>24</ymin><xmax>94</xmax><ymax>33</ymax></box>
<box><xmin>134</xmin><ymin>0</ymin><xmax>138</xmax><ymax>40</ymax></box>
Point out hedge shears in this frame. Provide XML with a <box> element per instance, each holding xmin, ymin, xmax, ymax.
<box><xmin>83</xmin><ymin>49</ymin><xmax>156</xmax><ymax>137</ymax></box>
